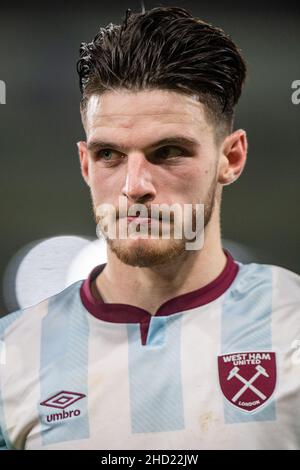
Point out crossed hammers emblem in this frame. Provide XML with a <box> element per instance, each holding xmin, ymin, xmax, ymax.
<box><xmin>227</xmin><ymin>365</ymin><xmax>269</xmax><ymax>403</ymax></box>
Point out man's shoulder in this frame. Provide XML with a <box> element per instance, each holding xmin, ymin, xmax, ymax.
<box><xmin>271</xmin><ymin>263</ymin><xmax>300</xmax><ymax>302</ymax></box>
<box><xmin>266</xmin><ymin>262</ymin><xmax>300</xmax><ymax>290</ymax></box>
<box><xmin>234</xmin><ymin>259</ymin><xmax>300</xmax><ymax>306</ymax></box>
<box><xmin>0</xmin><ymin>279</ymin><xmax>84</xmax><ymax>339</ymax></box>
<box><xmin>238</xmin><ymin>259</ymin><xmax>299</xmax><ymax>285</ymax></box>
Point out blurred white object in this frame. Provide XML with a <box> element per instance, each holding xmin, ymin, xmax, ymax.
<box><xmin>66</xmin><ymin>238</ymin><xmax>107</xmax><ymax>285</ymax></box>
<box><xmin>3</xmin><ymin>236</ymin><xmax>107</xmax><ymax>311</ymax></box>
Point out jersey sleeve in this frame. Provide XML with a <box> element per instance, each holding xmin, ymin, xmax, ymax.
<box><xmin>0</xmin><ymin>308</ymin><xmax>26</xmax><ymax>450</ymax></box>
<box><xmin>0</xmin><ymin>322</ymin><xmax>9</xmax><ymax>450</ymax></box>
<box><xmin>0</xmin><ymin>426</ymin><xmax>8</xmax><ymax>450</ymax></box>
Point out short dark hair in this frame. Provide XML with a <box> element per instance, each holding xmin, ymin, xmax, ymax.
<box><xmin>77</xmin><ymin>6</ymin><xmax>247</xmax><ymax>141</ymax></box>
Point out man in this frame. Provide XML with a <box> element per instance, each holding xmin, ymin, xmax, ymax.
<box><xmin>0</xmin><ymin>6</ymin><xmax>299</xmax><ymax>450</ymax></box>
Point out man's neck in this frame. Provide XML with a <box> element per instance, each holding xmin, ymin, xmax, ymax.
<box><xmin>92</xmin><ymin>237</ymin><xmax>227</xmax><ymax>316</ymax></box>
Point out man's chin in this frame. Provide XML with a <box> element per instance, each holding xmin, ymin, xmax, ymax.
<box><xmin>106</xmin><ymin>237</ymin><xmax>186</xmax><ymax>268</ymax></box>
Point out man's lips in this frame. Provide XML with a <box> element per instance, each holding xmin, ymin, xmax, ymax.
<box><xmin>117</xmin><ymin>214</ymin><xmax>172</xmax><ymax>223</ymax></box>
<box><xmin>126</xmin><ymin>216</ymin><xmax>156</xmax><ymax>224</ymax></box>
<box><xmin>121</xmin><ymin>215</ymin><xmax>172</xmax><ymax>222</ymax></box>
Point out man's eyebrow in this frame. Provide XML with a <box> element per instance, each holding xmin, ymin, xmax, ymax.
<box><xmin>87</xmin><ymin>136</ymin><xmax>200</xmax><ymax>153</ymax></box>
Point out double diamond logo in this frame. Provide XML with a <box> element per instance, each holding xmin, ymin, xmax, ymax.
<box><xmin>40</xmin><ymin>390</ymin><xmax>86</xmax><ymax>410</ymax></box>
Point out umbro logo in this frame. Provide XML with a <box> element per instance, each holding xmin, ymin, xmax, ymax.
<box><xmin>40</xmin><ymin>390</ymin><xmax>86</xmax><ymax>409</ymax></box>
<box><xmin>40</xmin><ymin>390</ymin><xmax>86</xmax><ymax>423</ymax></box>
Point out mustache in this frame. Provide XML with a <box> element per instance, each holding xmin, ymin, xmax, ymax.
<box><xmin>118</xmin><ymin>207</ymin><xmax>174</xmax><ymax>222</ymax></box>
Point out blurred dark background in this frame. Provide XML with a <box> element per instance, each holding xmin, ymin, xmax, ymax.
<box><xmin>0</xmin><ymin>0</ymin><xmax>299</xmax><ymax>317</ymax></box>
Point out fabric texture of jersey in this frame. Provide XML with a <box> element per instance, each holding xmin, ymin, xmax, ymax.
<box><xmin>0</xmin><ymin>248</ymin><xmax>300</xmax><ymax>450</ymax></box>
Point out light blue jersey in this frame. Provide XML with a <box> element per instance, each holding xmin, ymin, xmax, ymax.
<box><xmin>0</xmin><ymin>249</ymin><xmax>300</xmax><ymax>449</ymax></box>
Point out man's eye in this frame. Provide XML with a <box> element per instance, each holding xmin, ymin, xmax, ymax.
<box><xmin>156</xmin><ymin>146</ymin><xmax>184</xmax><ymax>159</ymax></box>
<box><xmin>96</xmin><ymin>149</ymin><xmax>121</xmax><ymax>162</ymax></box>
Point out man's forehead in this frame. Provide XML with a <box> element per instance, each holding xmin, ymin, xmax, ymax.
<box><xmin>85</xmin><ymin>89</ymin><xmax>210</xmax><ymax>132</ymax></box>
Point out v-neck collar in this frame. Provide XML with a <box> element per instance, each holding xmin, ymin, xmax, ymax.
<box><xmin>80</xmin><ymin>248</ymin><xmax>239</xmax><ymax>324</ymax></box>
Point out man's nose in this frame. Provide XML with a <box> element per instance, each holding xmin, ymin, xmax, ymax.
<box><xmin>121</xmin><ymin>153</ymin><xmax>157</xmax><ymax>204</ymax></box>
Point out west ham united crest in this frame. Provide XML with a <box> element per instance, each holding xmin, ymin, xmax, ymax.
<box><xmin>218</xmin><ymin>351</ymin><xmax>277</xmax><ymax>412</ymax></box>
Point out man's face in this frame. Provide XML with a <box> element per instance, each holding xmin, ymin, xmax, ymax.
<box><xmin>79</xmin><ymin>89</ymin><xmax>223</xmax><ymax>267</ymax></box>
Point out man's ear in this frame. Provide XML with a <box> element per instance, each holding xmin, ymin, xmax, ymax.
<box><xmin>77</xmin><ymin>141</ymin><xmax>90</xmax><ymax>187</ymax></box>
<box><xmin>218</xmin><ymin>129</ymin><xmax>248</xmax><ymax>186</ymax></box>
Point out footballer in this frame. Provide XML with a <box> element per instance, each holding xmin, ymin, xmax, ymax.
<box><xmin>0</xmin><ymin>6</ymin><xmax>300</xmax><ymax>450</ymax></box>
